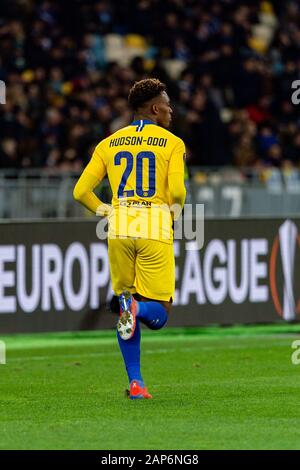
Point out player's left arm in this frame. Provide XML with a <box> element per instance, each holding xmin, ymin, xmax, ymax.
<box><xmin>73</xmin><ymin>145</ymin><xmax>111</xmax><ymax>216</ymax></box>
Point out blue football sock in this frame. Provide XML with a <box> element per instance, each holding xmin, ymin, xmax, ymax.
<box><xmin>117</xmin><ymin>319</ymin><xmax>143</xmax><ymax>385</ymax></box>
<box><xmin>137</xmin><ymin>301</ymin><xmax>168</xmax><ymax>330</ymax></box>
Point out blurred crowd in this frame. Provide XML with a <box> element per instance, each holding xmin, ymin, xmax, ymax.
<box><xmin>1</xmin><ymin>0</ymin><xmax>300</xmax><ymax>172</ymax></box>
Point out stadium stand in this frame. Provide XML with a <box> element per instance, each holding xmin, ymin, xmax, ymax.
<box><xmin>1</xmin><ymin>0</ymin><xmax>300</xmax><ymax>169</ymax></box>
<box><xmin>0</xmin><ymin>0</ymin><xmax>300</xmax><ymax>218</ymax></box>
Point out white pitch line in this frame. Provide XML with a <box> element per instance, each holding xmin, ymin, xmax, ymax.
<box><xmin>7</xmin><ymin>347</ymin><xmax>188</xmax><ymax>363</ymax></box>
<box><xmin>6</xmin><ymin>340</ymin><xmax>290</xmax><ymax>363</ymax></box>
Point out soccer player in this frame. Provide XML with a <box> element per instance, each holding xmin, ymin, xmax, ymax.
<box><xmin>73</xmin><ymin>78</ymin><xmax>186</xmax><ymax>399</ymax></box>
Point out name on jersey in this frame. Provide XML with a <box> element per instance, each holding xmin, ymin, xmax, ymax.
<box><xmin>109</xmin><ymin>136</ymin><xmax>167</xmax><ymax>147</ymax></box>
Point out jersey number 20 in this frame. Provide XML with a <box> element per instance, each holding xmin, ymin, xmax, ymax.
<box><xmin>114</xmin><ymin>151</ymin><xmax>156</xmax><ymax>198</ymax></box>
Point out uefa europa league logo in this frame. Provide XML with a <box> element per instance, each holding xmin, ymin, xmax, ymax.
<box><xmin>279</xmin><ymin>220</ymin><xmax>298</xmax><ymax>321</ymax></box>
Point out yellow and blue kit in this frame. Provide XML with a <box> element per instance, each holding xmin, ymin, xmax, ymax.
<box><xmin>74</xmin><ymin>119</ymin><xmax>186</xmax><ymax>301</ymax></box>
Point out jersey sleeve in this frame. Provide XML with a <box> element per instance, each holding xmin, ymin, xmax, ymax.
<box><xmin>73</xmin><ymin>142</ymin><xmax>111</xmax><ymax>215</ymax></box>
<box><xmin>168</xmin><ymin>138</ymin><xmax>186</xmax><ymax>219</ymax></box>
<box><xmin>168</xmin><ymin>138</ymin><xmax>186</xmax><ymax>175</ymax></box>
<box><xmin>84</xmin><ymin>142</ymin><xmax>107</xmax><ymax>180</ymax></box>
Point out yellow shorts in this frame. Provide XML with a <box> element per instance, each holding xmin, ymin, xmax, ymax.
<box><xmin>108</xmin><ymin>237</ymin><xmax>175</xmax><ymax>302</ymax></box>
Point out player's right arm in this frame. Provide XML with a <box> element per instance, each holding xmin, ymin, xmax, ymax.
<box><xmin>73</xmin><ymin>144</ymin><xmax>111</xmax><ymax>216</ymax></box>
<box><xmin>168</xmin><ymin>138</ymin><xmax>186</xmax><ymax>220</ymax></box>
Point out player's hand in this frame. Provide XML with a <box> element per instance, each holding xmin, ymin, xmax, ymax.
<box><xmin>96</xmin><ymin>203</ymin><xmax>112</xmax><ymax>217</ymax></box>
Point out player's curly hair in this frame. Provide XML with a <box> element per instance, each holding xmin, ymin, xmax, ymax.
<box><xmin>128</xmin><ymin>78</ymin><xmax>167</xmax><ymax>110</ymax></box>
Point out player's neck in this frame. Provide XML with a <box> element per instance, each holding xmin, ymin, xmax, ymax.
<box><xmin>133</xmin><ymin>114</ymin><xmax>157</xmax><ymax>124</ymax></box>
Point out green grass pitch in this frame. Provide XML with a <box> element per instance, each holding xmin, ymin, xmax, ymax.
<box><xmin>1</xmin><ymin>324</ymin><xmax>300</xmax><ymax>450</ymax></box>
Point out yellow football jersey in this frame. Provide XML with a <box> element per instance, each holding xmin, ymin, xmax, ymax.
<box><xmin>85</xmin><ymin>119</ymin><xmax>186</xmax><ymax>243</ymax></box>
